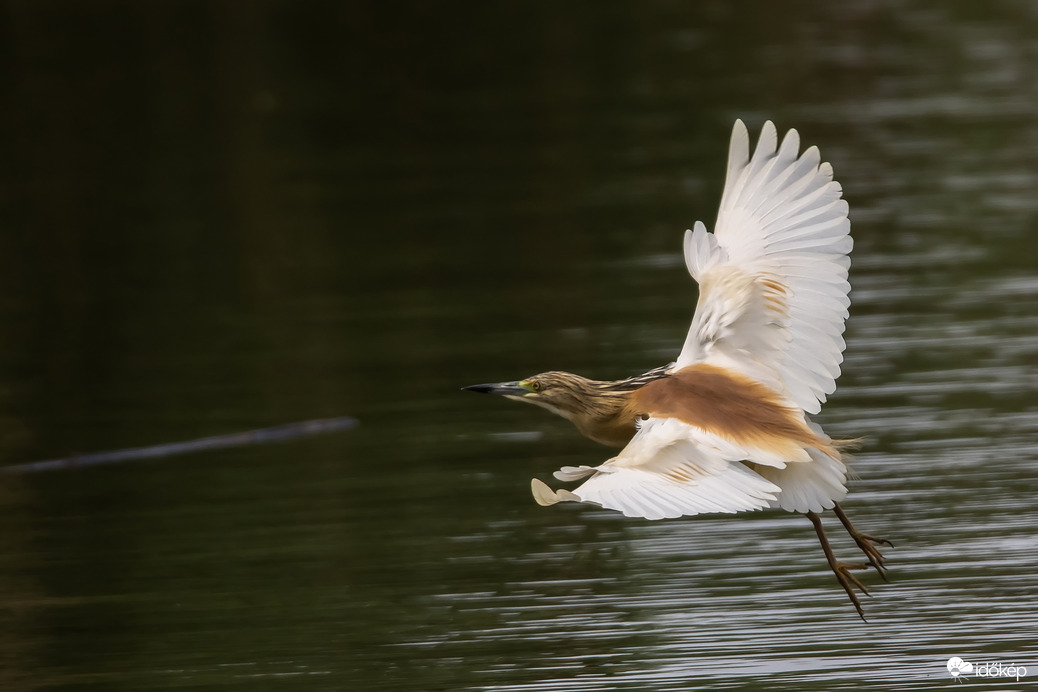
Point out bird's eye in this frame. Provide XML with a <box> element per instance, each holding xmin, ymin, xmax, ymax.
<box><xmin>532</xmin><ymin>382</ymin><xmax>541</xmax><ymax>392</ymax></box>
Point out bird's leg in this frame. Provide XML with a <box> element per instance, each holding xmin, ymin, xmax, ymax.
<box><xmin>832</xmin><ymin>502</ymin><xmax>893</xmax><ymax>580</ymax></box>
<box><xmin>805</xmin><ymin>510</ymin><xmax>871</xmax><ymax>621</ymax></box>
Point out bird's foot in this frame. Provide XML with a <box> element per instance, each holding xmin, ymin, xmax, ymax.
<box><xmin>832</xmin><ymin>561</ymin><xmax>871</xmax><ymax>621</ymax></box>
<box><xmin>849</xmin><ymin>531</ymin><xmax>892</xmax><ymax>579</ymax></box>
<box><xmin>833</xmin><ymin>504</ymin><xmax>893</xmax><ymax>580</ymax></box>
<box><xmin>806</xmin><ymin>510</ymin><xmax>877</xmax><ymax>621</ymax></box>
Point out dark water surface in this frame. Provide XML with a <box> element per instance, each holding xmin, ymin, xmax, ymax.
<box><xmin>2</xmin><ymin>2</ymin><xmax>1037</xmax><ymax>690</ymax></box>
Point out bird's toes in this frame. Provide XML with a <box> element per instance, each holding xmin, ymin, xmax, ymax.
<box><xmin>835</xmin><ymin>563</ymin><xmax>871</xmax><ymax>596</ymax></box>
<box><xmin>861</xmin><ymin>533</ymin><xmax>894</xmax><ymax>548</ymax></box>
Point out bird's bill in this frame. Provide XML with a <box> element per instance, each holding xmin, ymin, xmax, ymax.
<box><xmin>462</xmin><ymin>381</ymin><xmax>529</xmax><ymax>397</ymax></box>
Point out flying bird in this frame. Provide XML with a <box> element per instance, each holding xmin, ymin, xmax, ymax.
<box><xmin>464</xmin><ymin>120</ymin><xmax>890</xmax><ymax>620</ymax></box>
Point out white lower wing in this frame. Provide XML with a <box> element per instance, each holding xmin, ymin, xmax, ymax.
<box><xmin>531</xmin><ymin>417</ymin><xmax>780</xmax><ymax>520</ymax></box>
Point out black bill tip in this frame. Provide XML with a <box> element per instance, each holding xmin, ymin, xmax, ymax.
<box><xmin>461</xmin><ymin>381</ymin><xmax>526</xmax><ymax>396</ymax></box>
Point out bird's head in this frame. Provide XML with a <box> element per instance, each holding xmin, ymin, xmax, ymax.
<box><xmin>463</xmin><ymin>371</ymin><xmax>597</xmax><ymax>421</ymax></box>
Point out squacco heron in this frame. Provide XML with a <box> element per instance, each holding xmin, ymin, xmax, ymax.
<box><xmin>465</xmin><ymin>120</ymin><xmax>890</xmax><ymax>620</ymax></box>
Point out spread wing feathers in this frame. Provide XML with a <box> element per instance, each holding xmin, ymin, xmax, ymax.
<box><xmin>753</xmin><ymin>424</ymin><xmax>849</xmax><ymax>513</ymax></box>
<box><xmin>530</xmin><ymin>417</ymin><xmax>781</xmax><ymax>520</ymax></box>
<box><xmin>676</xmin><ymin>120</ymin><xmax>851</xmax><ymax>414</ymax></box>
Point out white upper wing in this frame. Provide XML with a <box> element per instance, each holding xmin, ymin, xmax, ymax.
<box><xmin>531</xmin><ymin>417</ymin><xmax>781</xmax><ymax>520</ymax></box>
<box><xmin>676</xmin><ymin>120</ymin><xmax>851</xmax><ymax>414</ymax></box>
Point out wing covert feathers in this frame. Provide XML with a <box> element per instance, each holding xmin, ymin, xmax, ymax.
<box><xmin>532</xmin><ymin>418</ymin><xmax>782</xmax><ymax>520</ymax></box>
